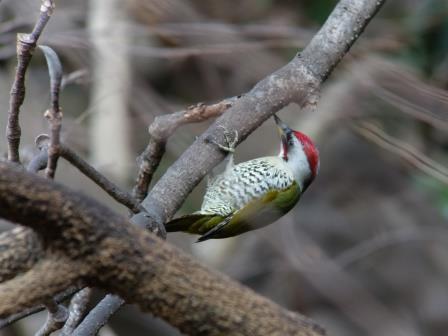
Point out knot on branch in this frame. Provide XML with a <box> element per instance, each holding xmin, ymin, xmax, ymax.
<box><xmin>44</xmin><ymin>108</ymin><xmax>63</xmax><ymax>122</ymax></box>
<box><xmin>17</xmin><ymin>34</ymin><xmax>37</xmax><ymax>50</ymax></box>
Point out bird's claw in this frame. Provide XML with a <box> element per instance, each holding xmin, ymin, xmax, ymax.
<box><xmin>213</xmin><ymin>126</ymin><xmax>238</xmax><ymax>153</ymax></box>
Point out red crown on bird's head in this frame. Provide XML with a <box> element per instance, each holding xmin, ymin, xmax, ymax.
<box><xmin>292</xmin><ymin>130</ymin><xmax>319</xmax><ymax>180</ymax></box>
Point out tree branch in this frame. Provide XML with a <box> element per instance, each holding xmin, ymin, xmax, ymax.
<box><xmin>5</xmin><ymin>0</ymin><xmax>55</xmax><ymax>163</ymax></box>
<box><xmin>71</xmin><ymin>294</ymin><xmax>124</xmax><ymax>336</ymax></box>
<box><xmin>61</xmin><ymin>288</ymin><xmax>92</xmax><ymax>335</ymax></box>
<box><xmin>0</xmin><ymin>162</ymin><xmax>324</xmax><ymax>336</ymax></box>
<box><xmin>27</xmin><ymin>141</ymin><xmax>142</xmax><ymax>213</ymax></box>
<box><xmin>133</xmin><ymin>97</ymin><xmax>237</xmax><ymax>202</ymax></box>
<box><xmin>39</xmin><ymin>45</ymin><xmax>63</xmax><ymax>179</ymax></box>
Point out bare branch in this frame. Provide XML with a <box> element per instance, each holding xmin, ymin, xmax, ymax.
<box><xmin>71</xmin><ymin>295</ymin><xmax>124</xmax><ymax>336</ymax></box>
<box><xmin>0</xmin><ymin>162</ymin><xmax>324</xmax><ymax>336</ymax></box>
<box><xmin>27</xmin><ymin>140</ymin><xmax>142</xmax><ymax>213</ymax></box>
<box><xmin>334</xmin><ymin>228</ymin><xmax>448</xmax><ymax>268</ymax></box>
<box><xmin>354</xmin><ymin>121</ymin><xmax>448</xmax><ymax>184</ymax></box>
<box><xmin>61</xmin><ymin>145</ymin><xmax>143</xmax><ymax>213</ymax></box>
<box><xmin>6</xmin><ymin>0</ymin><xmax>55</xmax><ymax>163</ymax></box>
<box><xmin>61</xmin><ymin>288</ymin><xmax>92</xmax><ymax>335</ymax></box>
<box><xmin>39</xmin><ymin>45</ymin><xmax>63</xmax><ymax>179</ymax></box>
<box><xmin>133</xmin><ymin>97</ymin><xmax>236</xmax><ymax>201</ymax></box>
<box><xmin>61</xmin><ymin>69</ymin><xmax>89</xmax><ymax>89</ymax></box>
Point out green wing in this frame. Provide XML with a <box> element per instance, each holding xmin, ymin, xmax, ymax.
<box><xmin>198</xmin><ymin>181</ymin><xmax>301</xmax><ymax>241</ymax></box>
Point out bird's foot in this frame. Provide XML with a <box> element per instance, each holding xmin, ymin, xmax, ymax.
<box><xmin>212</xmin><ymin>126</ymin><xmax>238</xmax><ymax>153</ymax></box>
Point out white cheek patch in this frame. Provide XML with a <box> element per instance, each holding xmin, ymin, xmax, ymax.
<box><xmin>286</xmin><ymin>139</ymin><xmax>311</xmax><ymax>188</ymax></box>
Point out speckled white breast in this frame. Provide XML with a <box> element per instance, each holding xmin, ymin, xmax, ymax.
<box><xmin>200</xmin><ymin>156</ymin><xmax>294</xmax><ymax>216</ymax></box>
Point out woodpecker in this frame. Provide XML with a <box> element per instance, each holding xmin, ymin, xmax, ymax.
<box><xmin>165</xmin><ymin>115</ymin><xmax>319</xmax><ymax>242</ymax></box>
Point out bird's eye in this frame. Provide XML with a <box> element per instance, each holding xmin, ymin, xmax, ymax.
<box><xmin>287</xmin><ymin>133</ymin><xmax>294</xmax><ymax>145</ymax></box>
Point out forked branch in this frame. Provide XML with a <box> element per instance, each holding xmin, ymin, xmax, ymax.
<box><xmin>133</xmin><ymin>97</ymin><xmax>237</xmax><ymax>201</ymax></box>
<box><xmin>6</xmin><ymin>0</ymin><xmax>55</xmax><ymax>163</ymax></box>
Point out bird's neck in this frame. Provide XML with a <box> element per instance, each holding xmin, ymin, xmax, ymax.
<box><xmin>280</xmin><ymin>146</ymin><xmax>312</xmax><ymax>190</ymax></box>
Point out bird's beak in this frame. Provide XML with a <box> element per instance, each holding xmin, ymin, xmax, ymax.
<box><xmin>274</xmin><ymin>114</ymin><xmax>291</xmax><ymax>147</ymax></box>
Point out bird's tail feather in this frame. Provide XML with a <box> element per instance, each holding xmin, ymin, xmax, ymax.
<box><xmin>165</xmin><ymin>213</ymin><xmax>216</xmax><ymax>233</ymax></box>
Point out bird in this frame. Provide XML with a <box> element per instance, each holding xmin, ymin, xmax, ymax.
<box><xmin>165</xmin><ymin>115</ymin><xmax>319</xmax><ymax>242</ymax></box>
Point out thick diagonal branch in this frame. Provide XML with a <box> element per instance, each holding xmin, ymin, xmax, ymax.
<box><xmin>0</xmin><ymin>163</ymin><xmax>323</xmax><ymax>336</ymax></box>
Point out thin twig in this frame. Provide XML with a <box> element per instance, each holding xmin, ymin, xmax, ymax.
<box><xmin>61</xmin><ymin>146</ymin><xmax>143</xmax><ymax>212</ymax></box>
<box><xmin>27</xmin><ymin>141</ymin><xmax>142</xmax><ymax>213</ymax></box>
<box><xmin>133</xmin><ymin>97</ymin><xmax>237</xmax><ymax>202</ymax></box>
<box><xmin>6</xmin><ymin>0</ymin><xmax>55</xmax><ymax>163</ymax></box>
<box><xmin>334</xmin><ymin>228</ymin><xmax>448</xmax><ymax>268</ymax></box>
<box><xmin>371</xmin><ymin>82</ymin><xmax>448</xmax><ymax>129</ymax></box>
<box><xmin>61</xmin><ymin>69</ymin><xmax>89</xmax><ymax>89</ymax></box>
<box><xmin>39</xmin><ymin>45</ymin><xmax>63</xmax><ymax>179</ymax></box>
<box><xmin>61</xmin><ymin>288</ymin><xmax>92</xmax><ymax>335</ymax></box>
<box><xmin>353</xmin><ymin>121</ymin><xmax>448</xmax><ymax>184</ymax></box>
<box><xmin>71</xmin><ymin>295</ymin><xmax>124</xmax><ymax>336</ymax></box>
<box><xmin>0</xmin><ymin>287</ymin><xmax>78</xmax><ymax>329</ymax></box>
